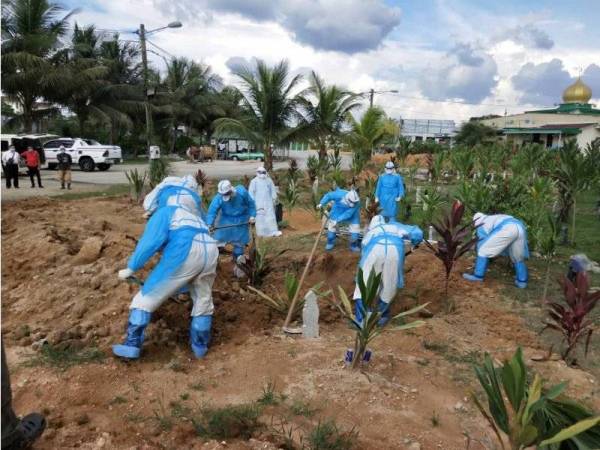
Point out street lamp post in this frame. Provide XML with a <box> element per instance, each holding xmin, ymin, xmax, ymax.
<box><xmin>363</xmin><ymin>88</ymin><xmax>399</xmax><ymax>108</ymax></box>
<box><xmin>135</xmin><ymin>21</ymin><xmax>182</xmax><ymax>154</ymax></box>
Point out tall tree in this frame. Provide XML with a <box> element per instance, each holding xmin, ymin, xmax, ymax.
<box><xmin>346</xmin><ymin>106</ymin><xmax>390</xmax><ymax>160</ymax></box>
<box><xmin>213</xmin><ymin>59</ymin><xmax>305</xmax><ymax>170</ymax></box>
<box><xmin>1</xmin><ymin>0</ymin><xmax>75</xmax><ymax>131</ymax></box>
<box><xmin>455</xmin><ymin>121</ymin><xmax>497</xmax><ymax>147</ymax></box>
<box><xmin>296</xmin><ymin>71</ymin><xmax>361</xmax><ymax>163</ymax></box>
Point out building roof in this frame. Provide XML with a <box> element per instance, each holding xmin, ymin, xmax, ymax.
<box><xmin>525</xmin><ymin>102</ymin><xmax>600</xmax><ymax>116</ymax></box>
<box><xmin>502</xmin><ymin>126</ymin><xmax>583</xmax><ymax>135</ymax></box>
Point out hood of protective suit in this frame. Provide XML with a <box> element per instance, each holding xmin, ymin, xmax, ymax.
<box><xmin>341</xmin><ymin>190</ymin><xmax>360</xmax><ymax>207</ymax></box>
<box><xmin>218</xmin><ymin>179</ymin><xmax>234</xmax><ymax>195</ymax></box>
<box><xmin>368</xmin><ymin>215</ymin><xmax>386</xmax><ymax>231</ymax></box>
<box><xmin>473</xmin><ymin>212</ymin><xmax>486</xmax><ymax>227</ymax></box>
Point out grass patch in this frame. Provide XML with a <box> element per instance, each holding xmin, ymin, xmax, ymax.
<box><xmin>431</xmin><ymin>411</ymin><xmax>441</xmax><ymax>427</ymax></box>
<box><xmin>189</xmin><ymin>382</ymin><xmax>205</xmax><ymax>391</ymax></box>
<box><xmin>170</xmin><ymin>400</ymin><xmax>192</xmax><ymax>419</ymax></box>
<box><xmin>109</xmin><ymin>396</ymin><xmax>127</xmax><ymax>406</ymax></box>
<box><xmin>192</xmin><ymin>403</ymin><xmax>263</xmax><ymax>439</ymax></box>
<box><xmin>257</xmin><ymin>381</ymin><xmax>280</xmax><ymax>406</ymax></box>
<box><xmin>24</xmin><ymin>344</ymin><xmax>104</xmax><ymax>369</ymax></box>
<box><xmin>307</xmin><ymin>419</ymin><xmax>358</xmax><ymax>450</ymax></box>
<box><xmin>289</xmin><ymin>399</ymin><xmax>318</xmax><ymax>418</ymax></box>
<box><xmin>180</xmin><ymin>393</ymin><xmax>190</xmax><ymax>401</ymax></box>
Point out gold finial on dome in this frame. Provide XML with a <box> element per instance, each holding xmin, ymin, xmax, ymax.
<box><xmin>562</xmin><ymin>77</ymin><xmax>592</xmax><ymax>104</ymax></box>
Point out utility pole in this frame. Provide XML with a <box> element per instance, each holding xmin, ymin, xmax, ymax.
<box><xmin>139</xmin><ymin>23</ymin><xmax>152</xmax><ymax>153</ymax></box>
<box><xmin>369</xmin><ymin>88</ymin><xmax>375</xmax><ymax>108</ymax></box>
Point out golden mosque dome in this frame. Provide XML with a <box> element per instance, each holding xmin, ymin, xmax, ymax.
<box><xmin>562</xmin><ymin>77</ymin><xmax>592</xmax><ymax>104</ymax></box>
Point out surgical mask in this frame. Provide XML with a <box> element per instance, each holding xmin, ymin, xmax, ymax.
<box><xmin>222</xmin><ymin>194</ymin><xmax>231</xmax><ymax>202</ymax></box>
<box><xmin>385</xmin><ymin>168</ymin><xmax>394</xmax><ymax>174</ymax></box>
<box><xmin>258</xmin><ymin>172</ymin><xmax>267</xmax><ymax>178</ymax></box>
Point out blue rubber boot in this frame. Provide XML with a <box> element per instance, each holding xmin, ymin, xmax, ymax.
<box><xmin>377</xmin><ymin>299</ymin><xmax>391</xmax><ymax>327</ymax></box>
<box><xmin>190</xmin><ymin>315</ymin><xmax>212</xmax><ymax>358</ymax></box>
<box><xmin>232</xmin><ymin>245</ymin><xmax>244</xmax><ymax>260</ymax></box>
<box><xmin>112</xmin><ymin>308</ymin><xmax>151</xmax><ymax>359</ymax></box>
<box><xmin>349</xmin><ymin>233</ymin><xmax>361</xmax><ymax>253</ymax></box>
<box><xmin>325</xmin><ymin>231</ymin><xmax>336</xmax><ymax>251</ymax></box>
<box><xmin>354</xmin><ymin>299</ymin><xmax>366</xmax><ymax>323</ymax></box>
<box><xmin>463</xmin><ymin>256</ymin><xmax>488</xmax><ymax>282</ymax></box>
<box><xmin>514</xmin><ymin>261</ymin><xmax>528</xmax><ymax>289</ymax></box>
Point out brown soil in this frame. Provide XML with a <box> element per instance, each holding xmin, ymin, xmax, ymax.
<box><xmin>2</xmin><ymin>197</ymin><xmax>598</xmax><ymax>449</ymax></box>
<box><xmin>371</xmin><ymin>154</ymin><xmax>429</xmax><ymax>168</ymax></box>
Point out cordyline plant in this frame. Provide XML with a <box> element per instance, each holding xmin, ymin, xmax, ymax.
<box><xmin>334</xmin><ymin>269</ymin><xmax>428</xmax><ymax>369</ymax></box>
<box><xmin>542</xmin><ymin>271</ymin><xmax>600</xmax><ymax>365</ymax></box>
<box><xmin>362</xmin><ymin>176</ymin><xmax>380</xmax><ymax>221</ymax></box>
<box><xmin>472</xmin><ymin>347</ymin><xmax>600</xmax><ymax>450</ymax></box>
<box><xmin>424</xmin><ymin>200</ymin><xmax>477</xmax><ymax>311</ymax></box>
<box><xmin>236</xmin><ymin>242</ymin><xmax>287</xmax><ymax>287</ymax></box>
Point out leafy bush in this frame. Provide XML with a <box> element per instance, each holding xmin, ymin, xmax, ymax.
<box><xmin>282</xmin><ymin>179</ymin><xmax>300</xmax><ymax>214</ymax></box>
<box><xmin>307</xmin><ymin>419</ymin><xmax>359</xmax><ymax>450</ymax></box>
<box><xmin>334</xmin><ymin>269</ymin><xmax>428</xmax><ymax>369</ymax></box>
<box><xmin>472</xmin><ymin>347</ymin><xmax>600</xmax><ymax>449</ymax></box>
<box><xmin>149</xmin><ymin>157</ymin><xmax>171</xmax><ymax>188</ymax></box>
<box><xmin>543</xmin><ymin>271</ymin><xmax>600</xmax><ymax>364</ymax></box>
<box><xmin>450</xmin><ymin>147</ymin><xmax>475</xmax><ymax>180</ymax></box>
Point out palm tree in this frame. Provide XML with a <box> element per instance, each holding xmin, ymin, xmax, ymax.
<box><xmin>552</xmin><ymin>140</ymin><xmax>593</xmax><ymax>244</ymax></box>
<box><xmin>1</xmin><ymin>0</ymin><xmax>76</xmax><ymax>131</ymax></box>
<box><xmin>346</xmin><ymin>106</ymin><xmax>389</xmax><ymax>161</ymax></box>
<box><xmin>213</xmin><ymin>59</ymin><xmax>305</xmax><ymax>170</ymax></box>
<box><xmin>296</xmin><ymin>71</ymin><xmax>361</xmax><ymax>163</ymax></box>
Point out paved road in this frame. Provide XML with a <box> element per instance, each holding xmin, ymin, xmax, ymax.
<box><xmin>1</xmin><ymin>151</ymin><xmax>352</xmax><ymax>201</ymax></box>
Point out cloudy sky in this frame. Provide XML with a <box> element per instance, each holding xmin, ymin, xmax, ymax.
<box><xmin>63</xmin><ymin>0</ymin><xmax>600</xmax><ymax>122</ymax></box>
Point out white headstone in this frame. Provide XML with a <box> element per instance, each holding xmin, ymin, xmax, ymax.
<box><xmin>302</xmin><ymin>290</ymin><xmax>319</xmax><ymax>338</ymax></box>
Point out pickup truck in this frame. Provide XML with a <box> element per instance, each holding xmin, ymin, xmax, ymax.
<box><xmin>43</xmin><ymin>138</ymin><xmax>122</xmax><ymax>171</ymax></box>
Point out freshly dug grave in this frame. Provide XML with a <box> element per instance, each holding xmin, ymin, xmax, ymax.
<box><xmin>2</xmin><ymin>196</ymin><xmax>598</xmax><ymax>449</ymax></box>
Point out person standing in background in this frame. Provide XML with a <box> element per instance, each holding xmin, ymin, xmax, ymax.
<box><xmin>56</xmin><ymin>145</ymin><xmax>72</xmax><ymax>190</ymax></box>
<box><xmin>2</xmin><ymin>146</ymin><xmax>20</xmax><ymax>189</ymax></box>
<box><xmin>22</xmin><ymin>146</ymin><xmax>43</xmax><ymax>188</ymax></box>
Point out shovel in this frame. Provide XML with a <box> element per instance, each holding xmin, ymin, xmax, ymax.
<box><xmin>282</xmin><ymin>214</ymin><xmax>329</xmax><ymax>334</ymax></box>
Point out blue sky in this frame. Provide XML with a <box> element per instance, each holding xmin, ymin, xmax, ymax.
<box><xmin>63</xmin><ymin>0</ymin><xmax>600</xmax><ymax>121</ymax></box>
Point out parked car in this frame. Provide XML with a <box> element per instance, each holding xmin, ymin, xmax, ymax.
<box><xmin>228</xmin><ymin>148</ymin><xmax>264</xmax><ymax>161</ymax></box>
<box><xmin>1</xmin><ymin>133</ymin><xmax>57</xmax><ymax>167</ymax></box>
<box><xmin>43</xmin><ymin>138</ymin><xmax>122</xmax><ymax>171</ymax></box>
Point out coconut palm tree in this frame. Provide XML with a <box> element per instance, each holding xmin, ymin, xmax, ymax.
<box><xmin>213</xmin><ymin>59</ymin><xmax>305</xmax><ymax>170</ymax></box>
<box><xmin>296</xmin><ymin>71</ymin><xmax>361</xmax><ymax>163</ymax></box>
<box><xmin>346</xmin><ymin>106</ymin><xmax>389</xmax><ymax>161</ymax></box>
<box><xmin>1</xmin><ymin>0</ymin><xmax>76</xmax><ymax>131</ymax></box>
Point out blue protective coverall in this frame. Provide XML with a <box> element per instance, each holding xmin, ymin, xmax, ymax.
<box><xmin>319</xmin><ymin>188</ymin><xmax>361</xmax><ymax>251</ymax></box>
<box><xmin>463</xmin><ymin>213</ymin><xmax>529</xmax><ymax>288</ymax></box>
<box><xmin>113</xmin><ymin>193</ymin><xmax>218</xmax><ymax>359</ymax></box>
<box><xmin>205</xmin><ymin>185</ymin><xmax>257</xmax><ymax>259</ymax></box>
<box><xmin>353</xmin><ymin>216</ymin><xmax>423</xmax><ymax>326</ymax></box>
<box><xmin>375</xmin><ymin>171</ymin><xmax>405</xmax><ymax>220</ymax></box>
<box><xmin>143</xmin><ymin>175</ymin><xmax>204</xmax><ymax>218</ymax></box>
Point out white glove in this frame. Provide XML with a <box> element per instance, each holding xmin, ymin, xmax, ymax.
<box><xmin>395</xmin><ymin>197</ymin><xmax>402</xmax><ymax>201</ymax></box>
<box><xmin>316</xmin><ymin>204</ymin><xmax>322</xmax><ymax>210</ymax></box>
<box><xmin>143</xmin><ymin>211</ymin><xmax>152</xmax><ymax>219</ymax></box>
<box><xmin>249</xmin><ymin>217</ymin><xmax>256</xmax><ymax>224</ymax></box>
<box><xmin>118</xmin><ymin>268</ymin><xmax>134</xmax><ymax>280</ymax></box>
<box><xmin>375</xmin><ymin>198</ymin><xmax>379</xmax><ymax>203</ymax></box>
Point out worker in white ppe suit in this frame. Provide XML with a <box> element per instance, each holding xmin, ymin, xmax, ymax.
<box><xmin>113</xmin><ymin>191</ymin><xmax>218</xmax><ymax>359</ymax></box>
<box><xmin>353</xmin><ymin>215</ymin><xmax>423</xmax><ymax>326</ymax></box>
<box><xmin>143</xmin><ymin>175</ymin><xmax>203</xmax><ymax>219</ymax></box>
<box><xmin>248</xmin><ymin>166</ymin><xmax>281</xmax><ymax>237</ymax></box>
<box><xmin>317</xmin><ymin>188</ymin><xmax>361</xmax><ymax>252</ymax></box>
<box><xmin>463</xmin><ymin>212</ymin><xmax>529</xmax><ymax>288</ymax></box>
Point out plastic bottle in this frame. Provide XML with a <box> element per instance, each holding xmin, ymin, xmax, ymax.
<box><xmin>302</xmin><ymin>290</ymin><xmax>319</xmax><ymax>338</ymax></box>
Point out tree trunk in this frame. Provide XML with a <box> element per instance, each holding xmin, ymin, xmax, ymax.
<box><xmin>542</xmin><ymin>260</ymin><xmax>551</xmax><ymax>302</ymax></box>
<box><xmin>571</xmin><ymin>197</ymin><xmax>576</xmax><ymax>245</ymax></box>
<box><xmin>318</xmin><ymin>143</ymin><xmax>327</xmax><ymax>163</ymax></box>
<box><xmin>264</xmin><ymin>142</ymin><xmax>273</xmax><ymax>171</ymax></box>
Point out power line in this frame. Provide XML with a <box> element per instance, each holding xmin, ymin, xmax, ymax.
<box><xmin>146</xmin><ymin>39</ymin><xmax>175</xmax><ymax>59</ymax></box>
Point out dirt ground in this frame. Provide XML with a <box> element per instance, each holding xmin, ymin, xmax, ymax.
<box><xmin>1</xmin><ymin>197</ymin><xmax>598</xmax><ymax>450</ymax></box>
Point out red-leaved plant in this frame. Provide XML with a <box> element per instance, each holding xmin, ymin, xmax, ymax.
<box><xmin>543</xmin><ymin>272</ymin><xmax>600</xmax><ymax>364</ymax></box>
<box><xmin>424</xmin><ymin>200</ymin><xmax>477</xmax><ymax>311</ymax></box>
